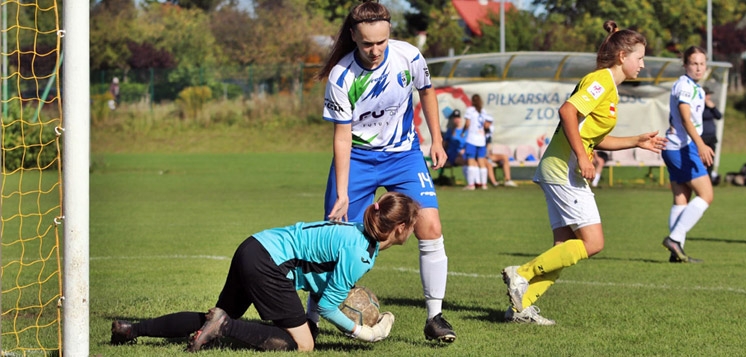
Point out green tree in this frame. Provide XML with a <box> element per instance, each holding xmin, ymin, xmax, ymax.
<box><xmin>90</xmin><ymin>0</ymin><xmax>138</xmax><ymax>70</ymax></box>
<box><xmin>417</xmin><ymin>4</ymin><xmax>465</xmax><ymax>58</ymax></box>
<box><xmin>145</xmin><ymin>0</ymin><xmax>224</xmax><ymax>12</ymax></box>
<box><xmin>212</xmin><ymin>0</ymin><xmax>334</xmax><ymax>66</ymax></box>
<box><xmin>531</xmin><ymin>0</ymin><xmax>746</xmax><ymax>55</ymax></box>
<box><xmin>471</xmin><ymin>8</ymin><xmax>544</xmax><ymax>53</ymax></box>
<box><xmin>401</xmin><ymin>0</ymin><xmax>451</xmax><ymax>36</ymax></box>
<box><xmin>304</xmin><ymin>0</ymin><xmax>359</xmax><ymax>23</ymax></box>
<box><xmin>138</xmin><ymin>4</ymin><xmax>220</xmax><ymax>88</ymax></box>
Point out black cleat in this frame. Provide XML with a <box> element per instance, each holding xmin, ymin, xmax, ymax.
<box><xmin>424</xmin><ymin>313</ymin><xmax>456</xmax><ymax>343</ymax></box>
<box><xmin>662</xmin><ymin>237</ymin><xmax>702</xmax><ymax>263</ymax></box>
<box><xmin>111</xmin><ymin>320</ymin><xmax>137</xmax><ymax>345</ymax></box>
<box><xmin>187</xmin><ymin>307</ymin><xmax>228</xmax><ymax>352</ymax></box>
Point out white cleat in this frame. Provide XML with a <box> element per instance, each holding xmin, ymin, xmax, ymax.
<box><xmin>501</xmin><ymin>266</ymin><xmax>528</xmax><ymax>312</ymax></box>
<box><xmin>505</xmin><ymin>305</ymin><xmax>556</xmax><ymax>325</ymax></box>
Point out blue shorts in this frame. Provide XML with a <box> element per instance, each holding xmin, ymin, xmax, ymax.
<box><xmin>662</xmin><ymin>142</ymin><xmax>708</xmax><ymax>183</ymax></box>
<box><xmin>446</xmin><ymin>147</ymin><xmax>463</xmax><ymax>166</ymax></box>
<box><xmin>324</xmin><ymin>149</ymin><xmax>439</xmax><ymax>222</ymax></box>
<box><xmin>464</xmin><ymin>143</ymin><xmax>487</xmax><ymax>159</ymax></box>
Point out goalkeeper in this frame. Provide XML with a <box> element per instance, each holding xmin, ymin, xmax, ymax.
<box><xmin>110</xmin><ymin>192</ymin><xmax>419</xmax><ymax>352</ymax></box>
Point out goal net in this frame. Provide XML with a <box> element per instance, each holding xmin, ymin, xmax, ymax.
<box><xmin>1</xmin><ymin>0</ymin><xmax>63</xmax><ymax>354</ymax></box>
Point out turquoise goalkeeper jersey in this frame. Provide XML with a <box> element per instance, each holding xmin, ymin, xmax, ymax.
<box><xmin>253</xmin><ymin>221</ymin><xmax>378</xmax><ymax>332</ymax></box>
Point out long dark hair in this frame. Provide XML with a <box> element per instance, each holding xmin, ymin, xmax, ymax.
<box><xmin>316</xmin><ymin>1</ymin><xmax>391</xmax><ymax>80</ymax></box>
<box><xmin>363</xmin><ymin>192</ymin><xmax>419</xmax><ymax>242</ymax></box>
<box><xmin>596</xmin><ymin>20</ymin><xmax>647</xmax><ymax>69</ymax></box>
<box><xmin>682</xmin><ymin>46</ymin><xmax>706</xmax><ymax>65</ymax></box>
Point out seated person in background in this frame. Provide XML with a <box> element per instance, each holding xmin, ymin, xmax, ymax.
<box><xmin>433</xmin><ymin>109</ymin><xmax>466</xmax><ymax>186</ymax></box>
<box><xmin>444</xmin><ymin>109</ymin><xmax>466</xmax><ymax>167</ymax></box>
<box><xmin>486</xmin><ymin>131</ymin><xmax>518</xmax><ymax>187</ymax></box>
<box><xmin>591</xmin><ymin>150</ymin><xmax>609</xmax><ymax>187</ymax></box>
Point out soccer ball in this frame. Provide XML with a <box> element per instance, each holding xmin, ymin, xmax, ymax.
<box><xmin>340</xmin><ymin>286</ymin><xmax>380</xmax><ymax>327</ymax></box>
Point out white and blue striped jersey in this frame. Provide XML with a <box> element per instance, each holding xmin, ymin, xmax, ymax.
<box><xmin>253</xmin><ymin>221</ymin><xmax>378</xmax><ymax>333</ymax></box>
<box><xmin>322</xmin><ymin>40</ymin><xmax>433</xmax><ymax>152</ymax></box>
<box><xmin>666</xmin><ymin>75</ymin><xmax>705</xmax><ymax>150</ymax></box>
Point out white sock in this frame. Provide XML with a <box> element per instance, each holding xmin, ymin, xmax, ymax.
<box><xmin>668</xmin><ymin>204</ymin><xmax>686</xmax><ymax>232</ymax></box>
<box><xmin>419</xmin><ymin>237</ymin><xmax>448</xmax><ymax>319</ymax></box>
<box><xmin>467</xmin><ymin>166</ymin><xmax>479</xmax><ymax>186</ymax></box>
<box><xmin>592</xmin><ymin>172</ymin><xmax>602</xmax><ymax>186</ymax></box>
<box><xmin>669</xmin><ymin>197</ymin><xmax>709</xmax><ymax>246</ymax></box>
<box><xmin>479</xmin><ymin>167</ymin><xmax>488</xmax><ymax>185</ymax></box>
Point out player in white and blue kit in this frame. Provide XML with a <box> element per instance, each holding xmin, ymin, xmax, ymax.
<box><xmin>661</xmin><ymin>46</ymin><xmax>714</xmax><ymax>263</ymax></box>
<box><xmin>316</xmin><ymin>1</ymin><xmax>455</xmax><ymax>343</ymax></box>
<box><xmin>110</xmin><ymin>192</ymin><xmax>419</xmax><ymax>352</ymax></box>
<box><xmin>462</xmin><ymin>94</ymin><xmax>493</xmax><ymax>189</ymax></box>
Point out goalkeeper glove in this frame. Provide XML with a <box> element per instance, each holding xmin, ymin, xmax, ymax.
<box><xmin>349</xmin><ymin>312</ymin><xmax>395</xmax><ymax>342</ymax></box>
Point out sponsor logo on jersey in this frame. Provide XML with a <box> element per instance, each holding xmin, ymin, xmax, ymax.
<box><xmin>609</xmin><ymin>103</ymin><xmax>616</xmax><ymax>116</ymax></box>
<box><xmin>325</xmin><ymin>99</ymin><xmax>343</xmax><ymax>113</ymax></box>
<box><xmin>587</xmin><ymin>81</ymin><xmax>604</xmax><ymax>99</ymax></box>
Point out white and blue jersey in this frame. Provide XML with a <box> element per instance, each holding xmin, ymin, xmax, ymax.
<box><xmin>463</xmin><ymin>106</ymin><xmax>492</xmax><ymax>147</ymax></box>
<box><xmin>322</xmin><ymin>40</ymin><xmax>439</xmax><ymax>220</ymax></box>
<box><xmin>322</xmin><ymin>40</ymin><xmax>432</xmax><ymax>152</ymax></box>
<box><xmin>253</xmin><ymin>221</ymin><xmax>378</xmax><ymax>333</ymax></box>
<box><xmin>666</xmin><ymin>75</ymin><xmax>705</xmax><ymax>150</ymax></box>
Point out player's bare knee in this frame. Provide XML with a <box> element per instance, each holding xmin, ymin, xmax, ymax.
<box><xmin>296</xmin><ymin>340</ymin><xmax>314</xmax><ymax>352</ymax></box>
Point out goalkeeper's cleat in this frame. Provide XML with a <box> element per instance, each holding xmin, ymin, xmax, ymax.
<box><xmin>111</xmin><ymin>320</ymin><xmax>137</xmax><ymax>345</ymax></box>
<box><xmin>662</xmin><ymin>237</ymin><xmax>702</xmax><ymax>263</ymax></box>
<box><xmin>187</xmin><ymin>307</ymin><xmax>228</xmax><ymax>352</ymax></box>
<box><xmin>501</xmin><ymin>265</ymin><xmax>528</xmax><ymax>312</ymax></box>
<box><xmin>424</xmin><ymin>313</ymin><xmax>456</xmax><ymax>343</ymax></box>
<box><xmin>505</xmin><ymin>305</ymin><xmax>556</xmax><ymax>325</ymax></box>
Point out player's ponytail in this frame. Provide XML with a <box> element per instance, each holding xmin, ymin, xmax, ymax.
<box><xmin>596</xmin><ymin>20</ymin><xmax>647</xmax><ymax>69</ymax></box>
<box><xmin>363</xmin><ymin>192</ymin><xmax>419</xmax><ymax>242</ymax></box>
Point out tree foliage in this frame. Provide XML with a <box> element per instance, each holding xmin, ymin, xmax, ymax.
<box><xmin>85</xmin><ymin>0</ymin><xmax>746</xmax><ymax>89</ymax></box>
<box><xmin>470</xmin><ymin>8</ymin><xmax>545</xmax><ymax>53</ymax></box>
<box><xmin>150</xmin><ymin>0</ymin><xmax>224</xmax><ymax>12</ymax></box>
<box><xmin>530</xmin><ymin>0</ymin><xmax>746</xmax><ymax>56</ymax></box>
<box><xmin>90</xmin><ymin>0</ymin><xmax>138</xmax><ymax>70</ymax></box>
<box><xmin>211</xmin><ymin>0</ymin><xmax>334</xmax><ymax>66</ymax></box>
<box><xmin>418</xmin><ymin>3</ymin><xmax>465</xmax><ymax>58</ymax></box>
<box><xmin>402</xmin><ymin>0</ymin><xmax>450</xmax><ymax>33</ymax></box>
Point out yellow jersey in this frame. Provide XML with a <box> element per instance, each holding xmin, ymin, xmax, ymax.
<box><xmin>535</xmin><ymin>68</ymin><xmax>619</xmax><ymax>186</ymax></box>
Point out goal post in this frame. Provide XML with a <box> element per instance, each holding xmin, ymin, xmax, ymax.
<box><xmin>1</xmin><ymin>0</ymin><xmax>89</xmax><ymax>355</ymax></box>
<box><xmin>61</xmin><ymin>0</ymin><xmax>90</xmax><ymax>355</ymax></box>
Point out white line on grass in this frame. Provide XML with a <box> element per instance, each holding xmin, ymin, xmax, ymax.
<box><xmin>92</xmin><ymin>255</ymin><xmax>746</xmax><ymax>295</ymax></box>
<box><xmin>386</xmin><ymin>267</ymin><xmax>746</xmax><ymax>295</ymax></box>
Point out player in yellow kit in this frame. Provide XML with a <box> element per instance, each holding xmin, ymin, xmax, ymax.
<box><xmin>500</xmin><ymin>20</ymin><xmax>667</xmax><ymax>324</ymax></box>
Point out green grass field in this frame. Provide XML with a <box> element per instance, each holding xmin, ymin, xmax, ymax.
<box><xmin>88</xmin><ymin>152</ymin><xmax>746</xmax><ymax>356</ymax></box>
